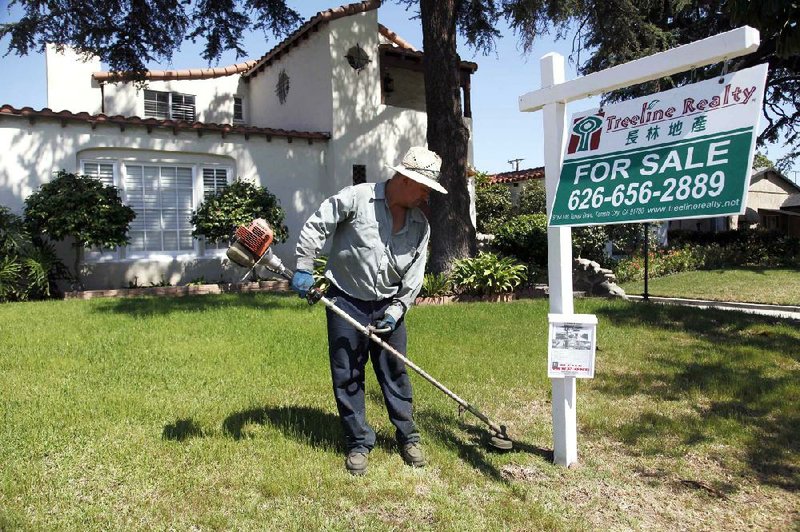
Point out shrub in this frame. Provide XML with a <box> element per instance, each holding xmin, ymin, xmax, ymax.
<box><xmin>420</xmin><ymin>272</ymin><xmax>451</xmax><ymax>297</ymax></box>
<box><xmin>668</xmin><ymin>229</ymin><xmax>800</xmax><ymax>267</ymax></box>
<box><xmin>493</xmin><ymin>214</ymin><xmax>548</xmax><ymax>267</ymax></box>
<box><xmin>0</xmin><ymin>206</ymin><xmax>68</xmax><ymax>301</ymax></box>
<box><xmin>24</xmin><ymin>170</ymin><xmax>134</xmax><ymax>289</ymax></box>
<box><xmin>572</xmin><ymin>226</ymin><xmax>609</xmax><ymax>264</ymax></box>
<box><xmin>450</xmin><ymin>252</ymin><xmax>527</xmax><ymax>295</ymax></box>
<box><xmin>474</xmin><ymin>172</ymin><xmax>513</xmax><ymax>234</ymax></box>
<box><xmin>191</xmin><ymin>180</ymin><xmax>289</xmax><ymax>245</ymax></box>
<box><xmin>516</xmin><ymin>180</ymin><xmax>547</xmax><ymax>215</ymax></box>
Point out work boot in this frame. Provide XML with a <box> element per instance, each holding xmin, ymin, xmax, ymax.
<box><xmin>400</xmin><ymin>442</ymin><xmax>426</xmax><ymax>468</ymax></box>
<box><xmin>345</xmin><ymin>450</ymin><xmax>369</xmax><ymax>476</ymax></box>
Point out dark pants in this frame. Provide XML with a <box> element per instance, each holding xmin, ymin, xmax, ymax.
<box><xmin>325</xmin><ymin>285</ymin><xmax>419</xmax><ymax>453</ymax></box>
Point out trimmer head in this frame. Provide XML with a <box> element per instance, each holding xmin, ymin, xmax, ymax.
<box><xmin>489</xmin><ymin>427</ymin><xmax>513</xmax><ymax>451</ymax></box>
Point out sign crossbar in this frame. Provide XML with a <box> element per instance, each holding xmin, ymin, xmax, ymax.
<box><xmin>520</xmin><ymin>26</ymin><xmax>760</xmax><ymax>112</ymax></box>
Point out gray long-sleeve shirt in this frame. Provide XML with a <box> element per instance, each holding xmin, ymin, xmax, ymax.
<box><xmin>295</xmin><ymin>181</ymin><xmax>430</xmax><ymax>321</ymax></box>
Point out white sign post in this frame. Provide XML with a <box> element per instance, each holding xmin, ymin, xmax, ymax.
<box><xmin>520</xmin><ymin>26</ymin><xmax>760</xmax><ymax>467</ymax></box>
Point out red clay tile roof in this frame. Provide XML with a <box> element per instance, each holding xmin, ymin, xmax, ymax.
<box><xmin>244</xmin><ymin>0</ymin><xmax>382</xmax><ymax>80</ymax></box>
<box><xmin>0</xmin><ymin>105</ymin><xmax>330</xmax><ymax>142</ymax></box>
<box><xmin>94</xmin><ymin>60</ymin><xmax>259</xmax><ymax>82</ymax></box>
<box><xmin>489</xmin><ymin>167</ymin><xmax>545</xmax><ymax>184</ymax></box>
<box><xmin>378</xmin><ymin>23</ymin><xmax>417</xmax><ymax>51</ymax></box>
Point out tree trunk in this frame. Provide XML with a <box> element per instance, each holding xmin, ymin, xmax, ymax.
<box><xmin>420</xmin><ymin>0</ymin><xmax>477</xmax><ymax>274</ymax></box>
<box><xmin>72</xmin><ymin>244</ymin><xmax>84</xmax><ymax>291</ymax></box>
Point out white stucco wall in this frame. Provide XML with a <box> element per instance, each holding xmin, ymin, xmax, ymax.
<box><xmin>45</xmin><ymin>45</ymin><xmax>103</xmax><ymax>114</ymax></box>
<box><xmin>46</xmin><ymin>46</ymin><xmax>252</xmax><ymax>125</ymax></box>
<box><xmin>101</xmin><ymin>76</ymin><xmax>249</xmax><ymax>124</ymax></box>
<box><xmin>246</xmin><ymin>29</ymin><xmax>334</xmax><ymax>133</ymax></box>
<box><xmin>327</xmin><ymin>12</ymin><xmax>475</xmax><ymax>226</ymax></box>
<box><xmin>0</xmin><ymin>115</ymin><xmax>329</xmax><ymax>288</ymax></box>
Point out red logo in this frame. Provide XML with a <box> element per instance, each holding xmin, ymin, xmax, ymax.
<box><xmin>567</xmin><ymin>112</ymin><xmax>604</xmax><ymax>154</ymax></box>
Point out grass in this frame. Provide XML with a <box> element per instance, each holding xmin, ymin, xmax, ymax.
<box><xmin>1</xmin><ymin>294</ymin><xmax>798</xmax><ymax>529</ymax></box>
<box><xmin>620</xmin><ymin>267</ymin><xmax>800</xmax><ymax>306</ymax></box>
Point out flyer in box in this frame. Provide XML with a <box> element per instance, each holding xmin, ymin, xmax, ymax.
<box><xmin>547</xmin><ymin>314</ymin><xmax>598</xmax><ymax>378</ymax></box>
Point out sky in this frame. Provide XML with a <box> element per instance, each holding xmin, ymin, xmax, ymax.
<box><xmin>0</xmin><ymin>0</ymin><xmax>796</xmax><ymax>180</ymax></box>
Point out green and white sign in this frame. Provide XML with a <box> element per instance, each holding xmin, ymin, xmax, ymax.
<box><xmin>549</xmin><ymin>64</ymin><xmax>768</xmax><ymax>227</ymax></box>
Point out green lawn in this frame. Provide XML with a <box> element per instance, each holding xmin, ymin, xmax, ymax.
<box><xmin>1</xmin><ymin>294</ymin><xmax>798</xmax><ymax>529</ymax></box>
<box><xmin>621</xmin><ymin>267</ymin><xmax>800</xmax><ymax>306</ymax></box>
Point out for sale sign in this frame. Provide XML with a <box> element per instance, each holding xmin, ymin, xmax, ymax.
<box><xmin>549</xmin><ymin>64</ymin><xmax>768</xmax><ymax>227</ymax></box>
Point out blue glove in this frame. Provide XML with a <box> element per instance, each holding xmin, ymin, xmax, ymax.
<box><xmin>372</xmin><ymin>314</ymin><xmax>397</xmax><ymax>333</ymax></box>
<box><xmin>290</xmin><ymin>270</ymin><xmax>314</xmax><ymax>298</ymax></box>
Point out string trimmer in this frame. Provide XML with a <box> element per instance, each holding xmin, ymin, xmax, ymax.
<box><xmin>226</xmin><ymin>219</ymin><xmax>513</xmax><ymax>451</ymax></box>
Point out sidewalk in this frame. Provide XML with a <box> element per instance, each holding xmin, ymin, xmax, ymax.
<box><xmin>626</xmin><ymin>295</ymin><xmax>800</xmax><ymax>321</ymax></box>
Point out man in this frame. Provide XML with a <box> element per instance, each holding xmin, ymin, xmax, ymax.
<box><xmin>291</xmin><ymin>146</ymin><xmax>447</xmax><ymax>476</ymax></box>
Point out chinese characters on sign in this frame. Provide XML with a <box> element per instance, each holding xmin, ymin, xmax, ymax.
<box><xmin>547</xmin><ymin>314</ymin><xmax>598</xmax><ymax>378</ymax></box>
<box><xmin>549</xmin><ymin>64</ymin><xmax>769</xmax><ymax>227</ymax></box>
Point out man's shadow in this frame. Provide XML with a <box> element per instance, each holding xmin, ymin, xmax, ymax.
<box><xmin>181</xmin><ymin>399</ymin><xmax>556</xmax><ymax>488</ymax></box>
<box><xmin>220</xmin><ymin>404</ymin><xmax>396</xmax><ymax>453</ymax></box>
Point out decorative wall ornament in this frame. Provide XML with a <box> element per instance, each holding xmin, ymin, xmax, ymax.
<box><xmin>276</xmin><ymin>69</ymin><xmax>290</xmax><ymax>104</ymax></box>
<box><xmin>345</xmin><ymin>43</ymin><xmax>371</xmax><ymax>73</ymax></box>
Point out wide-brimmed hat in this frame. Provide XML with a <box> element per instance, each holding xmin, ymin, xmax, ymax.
<box><xmin>387</xmin><ymin>147</ymin><xmax>448</xmax><ymax>194</ymax></box>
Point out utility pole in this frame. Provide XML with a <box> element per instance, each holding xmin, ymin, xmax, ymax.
<box><xmin>508</xmin><ymin>158</ymin><xmax>524</xmax><ymax>171</ymax></box>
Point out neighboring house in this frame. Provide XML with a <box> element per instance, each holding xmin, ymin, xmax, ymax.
<box><xmin>0</xmin><ymin>0</ymin><xmax>478</xmax><ymax>289</ymax></box>
<box><xmin>669</xmin><ymin>168</ymin><xmax>800</xmax><ymax>237</ymax></box>
<box><xmin>488</xmin><ymin>167</ymin><xmax>544</xmax><ymax>205</ymax></box>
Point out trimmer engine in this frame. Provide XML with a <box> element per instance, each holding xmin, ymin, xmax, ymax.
<box><xmin>226</xmin><ymin>218</ymin><xmax>274</xmax><ymax>268</ymax></box>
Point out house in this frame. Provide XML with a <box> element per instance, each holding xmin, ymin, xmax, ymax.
<box><xmin>488</xmin><ymin>167</ymin><xmax>544</xmax><ymax>205</ymax></box>
<box><xmin>669</xmin><ymin>168</ymin><xmax>800</xmax><ymax>237</ymax></box>
<box><xmin>0</xmin><ymin>0</ymin><xmax>478</xmax><ymax>289</ymax></box>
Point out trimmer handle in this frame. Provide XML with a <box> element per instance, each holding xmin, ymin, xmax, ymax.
<box><xmin>305</xmin><ymin>286</ymin><xmax>325</xmax><ymax>305</ymax></box>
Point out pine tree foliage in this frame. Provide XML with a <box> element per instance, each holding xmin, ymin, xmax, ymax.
<box><xmin>1</xmin><ymin>0</ymin><xmax>302</xmax><ymax>76</ymax></box>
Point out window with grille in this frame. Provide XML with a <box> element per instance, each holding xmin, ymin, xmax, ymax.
<box><xmin>81</xmin><ymin>161</ymin><xmax>117</xmax><ymax>254</ymax></box>
<box><xmin>144</xmin><ymin>90</ymin><xmax>195</xmax><ymax>121</ymax></box>
<box><xmin>233</xmin><ymin>97</ymin><xmax>243</xmax><ymax>122</ymax></box>
<box><xmin>203</xmin><ymin>168</ymin><xmax>228</xmax><ymax>199</ymax></box>
<box><xmin>144</xmin><ymin>90</ymin><xmax>169</xmax><ymax>119</ymax></box>
<box><xmin>82</xmin><ymin>162</ymin><xmax>115</xmax><ymax>187</ymax></box>
<box><xmin>353</xmin><ymin>164</ymin><xmax>366</xmax><ymax>186</ymax></box>
<box><xmin>125</xmin><ymin>164</ymin><xmax>195</xmax><ymax>253</ymax></box>
<box><xmin>171</xmin><ymin>93</ymin><xmax>195</xmax><ymax>121</ymax></box>
<box><xmin>202</xmin><ymin>168</ymin><xmax>230</xmax><ymax>250</ymax></box>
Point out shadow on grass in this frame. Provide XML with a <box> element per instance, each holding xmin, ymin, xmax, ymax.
<box><xmin>163</xmin><ymin>418</ymin><xmax>205</xmax><ymax>441</ymax></box>
<box><xmin>416</xmin><ymin>409</ymin><xmax>552</xmax><ymax>489</ymax></box>
<box><xmin>594</xmin><ymin>302</ymin><xmax>800</xmax><ymax>490</ymax></box>
<box><xmin>220</xmin><ymin>405</ymin><xmax>398</xmax><ymax>454</ymax></box>
<box><xmin>90</xmin><ymin>292</ymin><xmax>297</xmax><ymax>316</ymax></box>
<box><xmin>364</xmin><ymin>367</ymin><xmax>552</xmax><ymax>486</ymax></box>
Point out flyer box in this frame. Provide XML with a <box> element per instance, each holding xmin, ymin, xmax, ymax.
<box><xmin>547</xmin><ymin>314</ymin><xmax>598</xmax><ymax>378</ymax></box>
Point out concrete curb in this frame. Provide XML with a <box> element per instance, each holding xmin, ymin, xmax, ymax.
<box><xmin>627</xmin><ymin>295</ymin><xmax>800</xmax><ymax>320</ymax></box>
